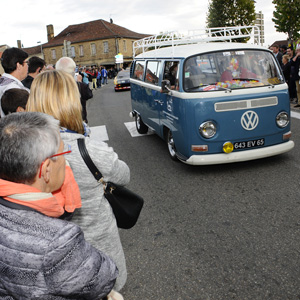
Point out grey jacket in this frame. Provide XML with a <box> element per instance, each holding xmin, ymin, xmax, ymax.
<box><xmin>61</xmin><ymin>131</ymin><xmax>130</xmax><ymax>291</ymax></box>
<box><xmin>0</xmin><ymin>203</ymin><xmax>118</xmax><ymax>300</ymax></box>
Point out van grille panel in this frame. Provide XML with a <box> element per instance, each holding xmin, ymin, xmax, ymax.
<box><xmin>215</xmin><ymin>97</ymin><xmax>278</xmax><ymax>112</ymax></box>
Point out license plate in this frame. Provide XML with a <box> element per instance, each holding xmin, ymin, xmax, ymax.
<box><xmin>234</xmin><ymin>138</ymin><xmax>265</xmax><ymax>149</ymax></box>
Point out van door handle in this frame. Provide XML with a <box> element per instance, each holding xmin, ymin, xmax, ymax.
<box><xmin>155</xmin><ymin>100</ymin><xmax>163</xmax><ymax>105</ymax></box>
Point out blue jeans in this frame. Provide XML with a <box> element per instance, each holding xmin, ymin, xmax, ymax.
<box><xmin>102</xmin><ymin>77</ymin><xmax>107</xmax><ymax>84</ymax></box>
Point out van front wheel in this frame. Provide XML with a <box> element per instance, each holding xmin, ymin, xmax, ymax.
<box><xmin>135</xmin><ymin>114</ymin><xmax>148</xmax><ymax>134</ymax></box>
<box><xmin>167</xmin><ymin>130</ymin><xmax>178</xmax><ymax>161</ymax></box>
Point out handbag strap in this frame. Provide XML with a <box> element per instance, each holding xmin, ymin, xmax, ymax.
<box><xmin>77</xmin><ymin>138</ymin><xmax>104</xmax><ymax>182</ymax></box>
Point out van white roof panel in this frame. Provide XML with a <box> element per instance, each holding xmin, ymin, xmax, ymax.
<box><xmin>135</xmin><ymin>43</ymin><xmax>270</xmax><ymax>60</ymax></box>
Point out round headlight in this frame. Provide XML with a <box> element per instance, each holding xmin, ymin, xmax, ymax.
<box><xmin>276</xmin><ymin>112</ymin><xmax>289</xmax><ymax>128</ymax></box>
<box><xmin>199</xmin><ymin>121</ymin><xmax>217</xmax><ymax>139</ymax></box>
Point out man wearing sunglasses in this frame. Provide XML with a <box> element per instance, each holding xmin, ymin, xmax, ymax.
<box><xmin>0</xmin><ymin>47</ymin><xmax>30</xmax><ymax>118</ymax></box>
<box><xmin>0</xmin><ymin>112</ymin><xmax>118</xmax><ymax>299</ymax></box>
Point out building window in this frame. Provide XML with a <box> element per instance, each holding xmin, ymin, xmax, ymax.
<box><xmin>71</xmin><ymin>46</ymin><xmax>75</xmax><ymax>58</ymax></box>
<box><xmin>51</xmin><ymin>49</ymin><xmax>56</xmax><ymax>59</ymax></box>
<box><xmin>91</xmin><ymin>43</ymin><xmax>96</xmax><ymax>56</ymax></box>
<box><xmin>123</xmin><ymin>40</ymin><xmax>127</xmax><ymax>52</ymax></box>
<box><xmin>79</xmin><ymin>45</ymin><xmax>84</xmax><ymax>57</ymax></box>
<box><xmin>103</xmin><ymin>41</ymin><xmax>109</xmax><ymax>53</ymax></box>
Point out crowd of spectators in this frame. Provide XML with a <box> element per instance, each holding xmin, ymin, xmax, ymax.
<box><xmin>0</xmin><ymin>48</ymin><xmax>127</xmax><ymax>300</ymax></box>
<box><xmin>271</xmin><ymin>43</ymin><xmax>300</xmax><ymax>107</ymax></box>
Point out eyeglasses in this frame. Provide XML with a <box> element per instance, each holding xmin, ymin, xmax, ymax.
<box><xmin>38</xmin><ymin>144</ymin><xmax>72</xmax><ymax>178</ymax></box>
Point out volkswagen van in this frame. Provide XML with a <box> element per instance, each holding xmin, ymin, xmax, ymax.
<box><xmin>129</xmin><ymin>27</ymin><xmax>294</xmax><ymax>165</ymax></box>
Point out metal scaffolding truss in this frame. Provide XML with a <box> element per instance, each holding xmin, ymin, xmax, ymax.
<box><xmin>133</xmin><ymin>26</ymin><xmax>261</xmax><ymax>57</ymax></box>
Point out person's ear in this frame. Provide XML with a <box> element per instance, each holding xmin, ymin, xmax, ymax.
<box><xmin>16</xmin><ymin>106</ymin><xmax>25</xmax><ymax>112</ymax></box>
<box><xmin>16</xmin><ymin>62</ymin><xmax>22</xmax><ymax>71</ymax></box>
<box><xmin>41</xmin><ymin>159</ymin><xmax>51</xmax><ymax>183</ymax></box>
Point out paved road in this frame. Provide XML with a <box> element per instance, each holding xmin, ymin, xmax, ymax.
<box><xmin>87</xmin><ymin>82</ymin><xmax>300</xmax><ymax>300</ymax></box>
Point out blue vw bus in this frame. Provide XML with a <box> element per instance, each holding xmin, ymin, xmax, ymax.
<box><xmin>129</xmin><ymin>27</ymin><xmax>294</xmax><ymax>165</ymax></box>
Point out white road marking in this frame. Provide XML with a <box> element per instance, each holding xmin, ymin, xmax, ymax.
<box><xmin>124</xmin><ymin>122</ymin><xmax>154</xmax><ymax>137</ymax></box>
<box><xmin>291</xmin><ymin>110</ymin><xmax>300</xmax><ymax>120</ymax></box>
<box><xmin>90</xmin><ymin>125</ymin><xmax>109</xmax><ymax>141</ymax></box>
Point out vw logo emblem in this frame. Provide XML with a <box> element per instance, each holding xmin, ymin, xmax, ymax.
<box><xmin>241</xmin><ymin>111</ymin><xmax>259</xmax><ymax>130</ymax></box>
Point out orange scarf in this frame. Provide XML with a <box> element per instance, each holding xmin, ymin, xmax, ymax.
<box><xmin>0</xmin><ymin>166</ymin><xmax>81</xmax><ymax>218</ymax></box>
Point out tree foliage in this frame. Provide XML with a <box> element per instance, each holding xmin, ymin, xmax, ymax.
<box><xmin>272</xmin><ymin>0</ymin><xmax>300</xmax><ymax>45</ymax></box>
<box><xmin>206</xmin><ymin>0</ymin><xmax>256</xmax><ymax>42</ymax></box>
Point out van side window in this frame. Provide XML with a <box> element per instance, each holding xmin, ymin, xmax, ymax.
<box><xmin>163</xmin><ymin>61</ymin><xmax>179</xmax><ymax>89</ymax></box>
<box><xmin>145</xmin><ymin>61</ymin><xmax>161</xmax><ymax>85</ymax></box>
<box><xmin>133</xmin><ymin>61</ymin><xmax>145</xmax><ymax>81</ymax></box>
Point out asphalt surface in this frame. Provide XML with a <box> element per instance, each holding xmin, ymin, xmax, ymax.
<box><xmin>87</xmin><ymin>82</ymin><xmax>300</xmax><ymax>300</ymax></box>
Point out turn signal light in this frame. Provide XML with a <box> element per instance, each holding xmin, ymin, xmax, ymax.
<box><xmin>283</xmin><ymin>131</ymin><xmax>291</xmax><ymax>140</ymax></box>
<box><xmin>191</xmin><ymin>145</ymin><xmax>208</xmax><ymax>152</ymax></box>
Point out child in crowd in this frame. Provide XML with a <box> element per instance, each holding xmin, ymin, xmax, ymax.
<box><xmin>1</xmin><ymin>88</ymin><xmax>29</xmax><ymax>115</ymax></box>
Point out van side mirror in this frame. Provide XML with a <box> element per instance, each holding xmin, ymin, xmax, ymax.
<box><xmin>161</xmin><ymin>80</ymin><xmax>171</xmax><ymax>93</ymax></box>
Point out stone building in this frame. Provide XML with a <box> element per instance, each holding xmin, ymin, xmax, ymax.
<box><xmin>41</xmin><ymin>19</ymin><xmax>150</xmax><ymax>68</ymax></box>
<box><xmin>0</xmin><ymin>45</ymin><xmax>9</xmax><ymax>75</ymax></box>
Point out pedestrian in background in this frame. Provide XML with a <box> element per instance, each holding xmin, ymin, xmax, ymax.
<box><xmin>291</xmin><ymin>46</ymin><xmax>300</xmax><ymax>107</ymax></box>
<box><xmin>22</xmin><ymin>56</ymin><xmax>46</xmax><ymax>89</ymax></box>
<box><xmin>287</xmin><ymin>47</ymin><xmax>298</xmax><ymax>103</ymax></box>
<box><xmin>97</xmin><ymin>67</ymin><xmax>102</xmax><ymax>88</ymax></box>
<box><xmin>0</xmin><ymin>47</ymin><xmax>29</xmax><ymax>117</ymax></box>
<box><xmin>55</xmin><ymin>57</ymin><xmax>93</xmax><ymax>123</ymax></box>
<box><xmin>272</xmin><ymin>44</ymin><xmax>283</xmax><ymax>68</ymax></box>
<box><xmin>80</xmin><ymin>66</ymin><xmax>90</xmax><ymax>85</ymax></box>
<box><xmin>102</xmin><ymin>66</ymin><xmax>108</xmax><ymax>84</ymax></box>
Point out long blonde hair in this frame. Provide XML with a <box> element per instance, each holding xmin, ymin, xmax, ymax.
<box><xmin>26</xmin><ymin>70</ymin><xmax>84</xmax><ymax>134</ymax></box>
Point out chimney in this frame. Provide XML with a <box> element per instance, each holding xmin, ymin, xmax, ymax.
<box><xmin>110</xmin><ymin>18</ymin><xmax>113</xmax><ymax>24</ymax></box>
<box><xmin>17</xmin><ymin>40</ymin><xmax>22</xmax><ymax>48</ymax></box>
<box><xmin>47</xmin><ymin>24</ymin><xmax>54</xmax><ymax>42</ymax></box>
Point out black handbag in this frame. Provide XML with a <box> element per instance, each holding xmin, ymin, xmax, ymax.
<box><xmin>77</xmin><ymin>138</ymin><xmax>144</xmax><ymax>229</ymax></box>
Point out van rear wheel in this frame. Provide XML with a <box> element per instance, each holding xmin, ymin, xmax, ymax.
<box><xmin>135</xmin><ymin>114</ymin><xmax>148</xmax><ymax>134</ymax></box>
<box><xmin>167</xmin><ymin>130</ymin><xmax>178</xmax><ymax>161</ymax></box>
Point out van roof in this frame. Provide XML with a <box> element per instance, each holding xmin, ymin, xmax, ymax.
<box><xmin>135</xmin><ymin>42</ymin><xmax>270</xmax><ymax>60</ymax></box>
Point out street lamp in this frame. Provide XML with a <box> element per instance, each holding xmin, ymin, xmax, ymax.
<box><xmin>37</xmin><ymin>41</ymin><xmax>44</xmax><ymax>59</ymax></box>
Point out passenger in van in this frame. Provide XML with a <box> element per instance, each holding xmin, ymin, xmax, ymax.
<box><xmin>168</xmin><ymin>63</ymin><xmax>179</xmax><ymax>89</ymax></box>
<box><xmin>220</xmin><ymin>57</ymin><xmax>257</xmax><ymax>82</ymax></box>
<box><xmin>163</xmin><ymin>62</ymin><xmax>179</xmax><ymax>90</ymax></box>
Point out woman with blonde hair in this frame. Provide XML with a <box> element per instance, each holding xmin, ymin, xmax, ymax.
<box><xmin>27</xmin><ymin>70</ymin><xmax>129</xmax><ymax>300</ymax></box>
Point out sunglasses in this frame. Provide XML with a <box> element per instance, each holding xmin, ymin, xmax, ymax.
<box><xmin>38</xmin><ymin>144</ymin><xmax>72</xmax><ymax>178</ymax></box>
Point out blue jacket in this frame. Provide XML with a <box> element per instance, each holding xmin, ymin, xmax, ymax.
<box><xmin>0</xmin><ymin>203</ymin><xmax>118</xmax><ymax>300</ymax></box>
<box><xmin>101</xmin><ymin>69</ymin><xmax>108</xmax><ymax>78</ymax></box>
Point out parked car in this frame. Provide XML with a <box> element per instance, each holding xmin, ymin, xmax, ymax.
<box><xmin>114</xmin><ymin>70</ymin><xmax>131</xmax><ymax>91</ymax></box>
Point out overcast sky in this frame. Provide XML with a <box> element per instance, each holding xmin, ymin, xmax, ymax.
<box><xmin>0</xmin><ymin>0</ymin><xmax>287</xmax><ymax>49</ymax></box>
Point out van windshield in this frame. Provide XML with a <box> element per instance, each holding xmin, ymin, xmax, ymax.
<box><xmin>184</xmin><ymin>50</ymin><xmax>284</xmax><ymax>92</ymax></box>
